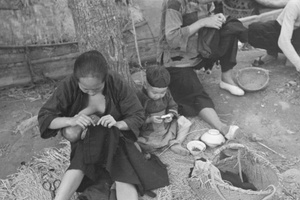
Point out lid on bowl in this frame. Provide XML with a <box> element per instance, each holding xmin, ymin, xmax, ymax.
<box><xmin>207</xmin><ymin>129</ymin><xmax>221</xmax><ymax>135</ymax></box>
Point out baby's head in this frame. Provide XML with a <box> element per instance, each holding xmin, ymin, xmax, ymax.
<box><xmin>145</xmin><ymin>65</ymin><xmax>170</xmax><ymax>100</ymax></box>
<box><xmin>74</xmin><ymin>50</ymin><xmax>108</xmax><ymax>96</ymax></box>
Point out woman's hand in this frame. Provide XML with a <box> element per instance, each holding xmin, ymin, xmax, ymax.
<box><xmin>201</xmin><ymin>13</ymin><xmax>226</xmax><ymax>29</ymax></box>
<box><xmin>97</xmin><ymin>114</ymin><xmax>116</xmax><ymax>128</ymax></box>
<box><xmin>69</xmin><ymin>114</ymin><xmax>95</xmax><ymax>129</ymax></box>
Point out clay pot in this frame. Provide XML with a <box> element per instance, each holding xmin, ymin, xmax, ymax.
<box><xmin>200</xmin><ymin>129</ymin><xmax>225</xmax><ymax>148</ymax></box>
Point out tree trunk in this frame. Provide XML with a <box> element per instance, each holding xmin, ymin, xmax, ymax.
<box><xmin>68</xmin><ymin>0</ymin><xmax>135</xmax><ymax>87</ymax></box>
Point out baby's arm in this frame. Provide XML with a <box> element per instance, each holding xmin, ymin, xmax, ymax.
<box><xmin>49</xmin><ymin>111</ymin><xmax>95</xmax><ymax>130</ymax></box>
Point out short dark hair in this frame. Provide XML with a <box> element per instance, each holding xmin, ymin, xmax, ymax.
<box><xmin>74</xmin><ymin>50</ymin><xmax>108</xmax><ymax>81</ymax></box>
<box><xmin>146</xmin><ymin>65</ymin><xmax>170</xmax><ymax>88</ymax></box>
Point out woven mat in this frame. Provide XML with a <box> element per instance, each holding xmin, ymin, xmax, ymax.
<box><xmin>0</xmin><ymin>140</ymin><xmax>77</xmax><ymax>200</ymax></box>
<box><xmin>140</xmin><ymin>117</ymin><xmax>218</xmax><ymax>200</ymax></box>
<box><xmin>0</xmin><ymin>118</ymin><xmax>220</xmax><ymax>200</ymax></box>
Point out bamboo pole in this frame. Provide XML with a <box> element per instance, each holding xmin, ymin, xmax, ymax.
<box><xmin>239</xmin><ymin>9</ymin><xmax>282</xmax><ymax>28</ymax></box>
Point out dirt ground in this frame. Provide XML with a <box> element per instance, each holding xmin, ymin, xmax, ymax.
<box><xmin>1</xmin><ymin>48</ymin><xmax>300</xmax><ymax>198</ymax></box>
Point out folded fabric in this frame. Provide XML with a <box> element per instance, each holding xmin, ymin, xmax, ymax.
<box><xmin>197</xmin><ymin>16</ymin><xmax>248</xmax><ymax>60</ymax></box>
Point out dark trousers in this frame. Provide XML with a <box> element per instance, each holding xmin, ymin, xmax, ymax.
<box><xmin>248</xmin><ymin>20</ymin><xmax>300</xmax><ymax>55</ymax></box>
<box><xmin>166</xmin><ymin>67</ymin><xmax>214</xmax><ymax>117</ymax></box>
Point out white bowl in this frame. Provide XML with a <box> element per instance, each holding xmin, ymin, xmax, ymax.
<box><xmin>187</xmin><ymin>141</ymin><xmax>206</xmax><ymax>156</ymax></box>
<box><xmin>200</xmin><ymin>129</ymin><xmax>225</xmax><ymax>148</ymax></box>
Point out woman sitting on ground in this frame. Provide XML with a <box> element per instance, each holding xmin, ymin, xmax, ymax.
<box><xmin>158</xmin><ymin>0</ymin><xmax>244</xmax><ymax>140</ymax></box>
<box><xmin>38</xmin><ymin>50</ymin><xmax>163</xmax><ymax>200</ymax></box>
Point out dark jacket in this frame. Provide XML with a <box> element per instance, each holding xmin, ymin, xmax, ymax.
<box><xmin>38</xmin><ymin>71</ymin><xmax>145</xmax><ymax>139</ymax></box>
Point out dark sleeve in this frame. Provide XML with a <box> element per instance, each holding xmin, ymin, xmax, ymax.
<box><xmin>111</xmin><ymin>73</ymin><xmax>145</xmax><ymax>137</ymax></box>
<box><xmin>38</xmin><ymin>76</ymin><xmax>76</xmax><ymax>139</ymax></box>
<box><xmin>165</xmin><ymin>90</ymin><xmax>178</xmax><ymax>116</ymax></box>
<box><xmin>135</xmin><ymin>88</ymin><xmax>144</xmax><ymax>105</ymax></box>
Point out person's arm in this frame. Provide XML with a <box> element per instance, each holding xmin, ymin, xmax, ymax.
<box><xmin>188</xmin><ymin>13</ymin><xmax>225</xmax><ymax>35</ymax></box>
<box><xmin>114</xmin><ymin>120</ymin><xmax>129</xmax><ymax>130</ymax></box>
<box><xmin>38</xmin><ymin>76</ymin><xmax>94</xmax><ymax>138</ymax></box>
<box><xmin>109</xmin><ymin>73</ymin><xmax>145</xmax><ymax>137</ymax></box>
<box><xmin>165</xmin><ymin>5</ymin><xmax>225</xmax><ymax>52</ymax></box>
<box><xmin>38</xmin><ymin>79</ymin><xmax>73</xmax><ymax>139</ymax></box>
<box><xmin>49</xmin><ymin>114</ymin><xmax>94</xmax><ymax>130</ymax></box>
<box><xmin>165</xmin><ymin>90</ymin><xmax>178</xmax><ymax>116</ymax></box>
<box><xmin>48</xmin><ymin>117</ymin><xmax>73</xmax><ymax>129</ymax></box>
<box><xmin>278</xmin><ymin>3</ymin><xmax>300</xmax><ymax>71</ymax></box>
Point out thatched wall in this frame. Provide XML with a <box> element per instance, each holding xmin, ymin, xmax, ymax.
<box><xmin>0</xmin><ymin>0</ymin><xmax>76</xmax><ymax>46</ymax></box>
<box><xmin>0</xmin><ymin>43</ymin><xmax>79</xmax><ymax>87</ymax></box>
<box><xmin>0</xmin><ymin>0</ymin><xmax>280</xmax><ymax>88</ymax></box>
<box><xmin>0</xmin><ymin>0</ymin><xmax>78</xmax><ymax>87</ymax></box>
<box><xmin>0</xmin><ymin>0</ymin><xmax>161</xmax><ymax>88</ymax></box>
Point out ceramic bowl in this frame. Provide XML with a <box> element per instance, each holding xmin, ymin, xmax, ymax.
<box><xmin>187</xmin><ymin>141</ymin><xmax>206</xmax><ymax>156</ymax></box>
<box><xmin>200</xmin><ymin>129</ymin><xmax>225</xmax><ymax>148</ymax></box>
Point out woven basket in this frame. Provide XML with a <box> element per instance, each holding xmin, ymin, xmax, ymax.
<box><xmin>188</xmin><ymin>143</ymin><xmax>282</xmax><ymax>200</ymax></box>
<box><xmin>222</xmin><ymin>0</ymin><xmax>255</xmax><ymax>18</ymax></box>
<box><xmin>225</xmin><ymin>0</ymin><xmax>256</xmax><ymax>9</ymax></box>
<box><xmin>236</xmin><ymin>67</ymin><xmax>270</xmax><ymax>92</ymax></box>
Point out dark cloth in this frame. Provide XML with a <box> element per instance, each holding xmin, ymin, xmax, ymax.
<box><xmin>197</xmin><ymin>17</ymin><xmax>248</xmax><ymax>71</ymax></box>
<box><xmin>38</xmin><ymin>71</ymin><xmax>151</xmax><ymax>194</ymax></box>
<box><xmin>76</xmin><ymin>167</ymin><xmax>112</xmax><ymax>198</ymax></box>
<box><xmin>68</xmin><ymin>126</ymin><xmax>119</xmax><ymax>192</ymax></box>
<box><xmin>166</xmin><ymin>67</ymin><xmax>214</xmax><ymax>117</ymax></box>
<box><xmin>181</xmin><ymin>12</ymin><xmax>247</xmax><ymax>72</ymax></box>
<box><xmin>248</xmin><ymin>20</ymin><xmax>300</xmax><ymax>55</ymax></box>
<box><xmin>248</xmin><ymin>20</ymin><xmax>282</xmax><ymax>55</ymax></box>
<box><xmin>111</xmin><ymin>137</ymin><xmax>169</xmax><ymax>192</ymax></box>
<box><xmin>71</xmin><ymin>128</ymin><xmax>169</xmax><ymax>195</ymax></box>
<box><xmin>38</xmin><ymin>72</ymin><xmax>144</xmax><ymax>139</ymax></box>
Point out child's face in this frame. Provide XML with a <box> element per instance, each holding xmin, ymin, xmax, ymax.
<box><xmin>145</xmin><ymin>83</ymin><xmax>168</xmax><ymax>100</ymax></box>
<box><xmin>78</xmin><ymin>76</ymin><xmax>105</xmax><ymax>96</ymax></box>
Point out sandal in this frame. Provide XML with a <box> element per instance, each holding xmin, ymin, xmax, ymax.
<box><xmin>252</xmin><ymin>56</ymin><xmax>265</xmax><ymax>67</ymax></box>
<box><xmin>252</xmin><ymin>55</ymin><xmax>277</xmax><ymax>67</ymax></box>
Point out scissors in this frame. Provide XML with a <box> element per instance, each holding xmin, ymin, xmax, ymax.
<box><xmin>41</xmin><ymin>172</ymin><xmax>61</xmax><ymax>199</ymax></box>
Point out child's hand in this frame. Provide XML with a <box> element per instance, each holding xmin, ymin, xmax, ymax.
<box><xmin>70</xmin><ymin>114</ymin><xmax>95</xmax><ymax>129</ymax></box>
<box><xmin>97</xmin><ymin>114</ymin><xmax>116</xmax><ymax>128</ymax></box>
<box><xmin>151</xmin><ymin>115</ymin><xmax>163</xmax><ymax>124</ymax></box>
<box><xmin>163</xmin><ymin>113</ymin><xmax>174</xmax><ymax>123</ymax></box>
